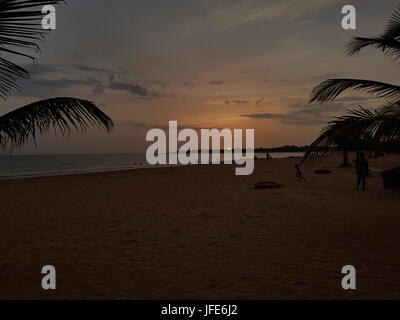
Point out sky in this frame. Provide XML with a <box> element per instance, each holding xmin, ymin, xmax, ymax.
<box><xmin>2</xmin><ymin>0</ymin><xmax>400</xmax><ymax>154</ymax></box>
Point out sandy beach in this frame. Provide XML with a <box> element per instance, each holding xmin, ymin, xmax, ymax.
<box><xmin>1</xmin><ymin>154</ymin><xmax>400</xmax><ymax>300</ymax></box>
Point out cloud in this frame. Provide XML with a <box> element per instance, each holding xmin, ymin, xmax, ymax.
<box><xmin>256</xmin><ymin>98</ymin><xmax>269</xmax><ymax>105</ymax></box>
<box><xmin>22</xmin><ymin>64</ymin><xmax>63</xmax><ymax>77</ymax></box>
<box><xmin>209</xmin><ymin>80</ymin><xmax>225</xmax><ymax>85</ymax></box>
<box><xmin>242</xmin><ymin>102</ymin><xmax>346</xmax><ymax>125</ymax></box>
<box><xmin>30</xmin><ymin>78</ymin><xmax>98</xmax><ymax>89</ymax></box>
<box><xmin>145</xmin><ymin>80</ymin><xmax>171</xmax><ymax>88</ymax></box>
<box><xmin>109</xmin><ymin>75</ymin><xmax>149</xmax><ymax>96</ymax></box>
<box><xmin>17</xmin><ymin>76</ymin><xmax>103</xmax><ymax>99</ymax></box>
<box><xmin>23</xmin><ymin>63</ymin><xmax>126</xmax><ymax>77</ymax></box>
<box><xmin>93</xmin><ymin>81</ymin><xmax>105</xmax><ymax>96</ymax></box>
<box><xmin>19</xmin><ymin>71</ymin><xmax>175</xmax><ymax>100</ymax></box>
<box><xmin>70</xmin><ymin>63</ymin><xmax>126</xmax><ymax>75</ymax></box>
<box><xmin>108</xmin><ymin>76</ymin><xmax>176</xmax><ymax>99</ymax></box>
<box><xmin>234</xmin><ymin>100</ymin><xmax>248</xmax><ymax>105</ymax></box>
<box><xmin>242</xmin><ymin>112</ymin><xmax>322</xmax><ymax>125</ymax></box>
<box><xmin>24</xmin><ymin>63</ymin><xmax>175</xmax><ymax>98</ymax></box>
<box><xmin>224</xmin><ymin>100</ymin><xmax>249</xmax><ymax>105</ymax></box>
<box><xmin>183</xmin><ymin>0</ymin><xmax>339</xmax><ymax>36</ymax></box>
<box><xmin>241</xmin><ymin>68</ymin><xmax>269</xmax><ymax>74</ymax></box>
<box><xmin>130</xmin><ymin>121</ymin><xmax>222</xmax><ymax>131</ymax></box>
<box><xmin>287</xmin><ymin>102</ymin><xmax>344</xmax><ymax>111</ymax></box>
<box><xmin>183</xmin><ymin>81</ymin><xmax>198</xmax><ymax>89</ymax></box>
<box><xmin>18</xmin><ymin>63</ymin><xmax>133</xmax><ymax>98</ymax></box>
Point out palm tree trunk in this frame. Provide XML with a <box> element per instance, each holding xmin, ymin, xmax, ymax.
<box><xmin>341</xmin><ymin>150</ymin><xmax>351</xmax><ymax>167</ymax></box>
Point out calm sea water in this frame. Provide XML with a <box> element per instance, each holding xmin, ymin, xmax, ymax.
<box><xmin>0</xmin><ymin>152</ymin><xmax>304</xmax><ymax>178</ymax></box>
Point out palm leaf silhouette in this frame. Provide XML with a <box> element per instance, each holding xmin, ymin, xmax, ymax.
<box><xmin>346</xmin><ymin>36</ymin><xmax>400</xmax><ymax>58</ymax></box>
<box><xmin>310</xmin><ymin>79</ymin><xmax>400</xmax><ymax>103</ymax></box>
<box><xmin>346</xmin><ymin>5</ymin><xmax>400</xmax><ymax>58</ymax></box>
<box><xmin>0</xmin><ymin>98</ymin><xmax>114</xmax><ymax>151</ymax></box>
<box><xmin>310</xmin><ymin>4</ymin><xmax>400</xmax><ymax>104</ymax></box>
<box><xmin>383</xmin><ymin>4</ymin><xmax>400</xmax><ymax>38</ymax></box>
<box><xmin>0</xmin><ymin>0</ymin><xmax>64</xmax><ymax>99</ymax></box>
<box><xmin>301</xmin><ymin>105</ymin><xmax>400</xmax><ymax>165</ymax></box>
<box><xmin>0</xmin><ymin>1</ymin><xmax>114</xmax><ymax>152</ymax></box>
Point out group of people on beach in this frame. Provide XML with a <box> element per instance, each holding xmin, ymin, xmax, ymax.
<box><xmin>295</xmin><ymin>151</ymin><xmax>370</xmax><ymax>191</ymax></box>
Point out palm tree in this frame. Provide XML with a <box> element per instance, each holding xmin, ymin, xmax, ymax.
<box><xmin>301</xmin><ymin>104</ymin><xmax>400</xmax><ymax>165</ymax></box>
<box><xmin>303</xmin><ymin>4</ymin><xmax>400</xmax><ymax>165</ymax></box>
<box><xmin>329</xmin><ymin>125</ymin><xmax>364</xmax><ymax>167</ymax></box>
<box><xmin>310</xmin><ymin>4</ymin><xmax>400</xmax><ymax>105</ymax></box>
<box><xmin>0</xmin><ymin>0</ymin><xmax>113</xmax><ymax>151</ymax></box>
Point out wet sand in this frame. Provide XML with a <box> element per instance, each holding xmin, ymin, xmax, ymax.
<box><xmin>1</xmin><ymin>154</ymin><xmax>400</xmax><ymax>299</ymax></box>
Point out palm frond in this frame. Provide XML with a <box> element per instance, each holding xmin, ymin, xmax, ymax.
<box><xmin>346</xmin><ymin>36</ymin><xmax>400</xmax><ymax>58</ymax></box>
<box><xmin>0</xmin><ymin>0</ymin><xmax>65</xmax><ymax>99</ymax></box>
<box><xmin>300</xmin><ymin>108</ymin><xmax>367</xmax><ymax>166</ymax></box>
<box><xmin>300</xmin><ymin>105</ymin><xmax>400</xmax><ymax>165</ymax></box>
<box><xmin>383</xmin><ymin>4</ymin><xmax>400</xmax><ymax>39</ymax></box>
<box><xmin>0</xmin><ymin>97</ymin><xmax>114</xmax><ymax>151</ymax></box>
<box><xmin>307</xmin><ymin>5</ymin><xmax>400</xmax><ymax>166</ymax></box>
<box><xmin>309</xmin><ymin>79</ymin><xmax>400</xmax><ymax>103</ymax></box>
<box><xmin>346</xmin><ymin>4</ymin><xmax>400</xmax><ymax>59</ymax></box>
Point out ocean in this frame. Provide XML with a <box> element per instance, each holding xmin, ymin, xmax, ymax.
<box><xmin>0</xmin><ymin>152</ymin><xmax>305</xmax><ymax>178</ymax></box>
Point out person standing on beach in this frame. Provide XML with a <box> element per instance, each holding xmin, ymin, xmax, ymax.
<box><xmin>356</xmin><ymin>152</ymin><xmax>369</xmax><ymax>191</ymax></box>
<box><xmin>295</xmin><ymin>164</ymin><xmax>306</xmax><ymax>182</ymax></box>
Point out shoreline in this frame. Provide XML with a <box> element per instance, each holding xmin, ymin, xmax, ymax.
<box><xmin>0</xmin><ymin>165</ymin><xmax>161</xmax><ymax>180</ymax></box>
<box><xmin>0</xmin><ymin>155</ymin><xmax>304</xmax><ymax>180</ymax></box>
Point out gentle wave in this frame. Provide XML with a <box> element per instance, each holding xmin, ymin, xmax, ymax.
<box><xmin>0</xmin><ymin>152</ymin><xmax>305</xmax><ymax>178</ymax></box>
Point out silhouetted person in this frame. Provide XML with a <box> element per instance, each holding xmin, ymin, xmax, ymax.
<box><xmin>356</xmin><ymin>152</ymin><xmax>369</xmax><ymax>191</ymax></box>
<box><xmin>295</xmin><ymin>164</ymin><xmax>306</xmax><ymax>182</ymax></box>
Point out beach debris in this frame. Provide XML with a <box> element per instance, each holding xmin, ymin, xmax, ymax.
<box><xmin>381</xmin><ymin>167</ymin><xmax>400</xmax><ymax>189</ymax></box>
<box><xmin>314</xmin><ymin>170</ymin><xmax>332</xmax><ymax>175</ymax></box>
<box><xmin>254</xmin><ymin>181</ymin><xmax>281</xmax><ymax>189</ymax></box>
<box><xmin>369</xmin><ymin>168</ymin><xmax>383</xmax><ymax>177</ymax></box>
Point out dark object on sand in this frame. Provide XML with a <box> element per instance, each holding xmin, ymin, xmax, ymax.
<box><xmin>314</xmin><ymin>169</ymin><xmax>332</xmax><ymax>174</ymax></box>
<box><xmin>340</xmin><ymin>163</ymin><xmax>352</xmax><ymax>168</ymax></box>
<box><xmin>381</xmin><ymin>167</ymin><xmax>400</xmax><ymax>189</ymax></box>
<box><xmin>254</xmin><ymin>182</ymin><xmax>281</xmax><ymax>189</ymax></box>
